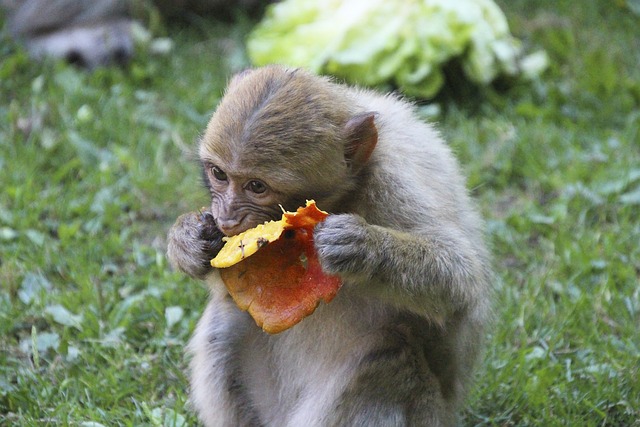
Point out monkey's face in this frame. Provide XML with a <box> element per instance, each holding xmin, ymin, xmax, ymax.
<box><xmin>197</xmin><ymin>66</ymin><xmax>377</xmax><ymax>236</ymax></box>
<box><xmin>200</xmin><ymin>156</ymin><xmax>290</xmax><ymax>237</ymax></box>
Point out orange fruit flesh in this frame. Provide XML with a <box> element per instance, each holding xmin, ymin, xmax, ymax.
<box><xmin>210</xmin><ymin>200</ymin><xmax>342</xmax><ymax>334</ymax></box>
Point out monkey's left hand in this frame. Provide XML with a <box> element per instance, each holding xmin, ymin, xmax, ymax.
<box><xmin>314</xmin><ymin>214</ymin><xmax>380</xmax><ymax>279</ymax></box>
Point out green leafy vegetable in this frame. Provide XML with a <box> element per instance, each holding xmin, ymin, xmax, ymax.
<box><xmin>247</xmin><ymin>0</ymin><xmax>547</xmax><ymax>98</ymax></box>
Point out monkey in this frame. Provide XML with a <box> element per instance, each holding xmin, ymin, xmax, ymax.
<box><xmin>167</xmin><ymin>65</ymin><xmax>493</xmax><ymax>427</ymax></box>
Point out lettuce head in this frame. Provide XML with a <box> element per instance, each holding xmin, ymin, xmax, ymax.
<box><xmin>247</xmin><ymin>0</ymin><xmax>547</xmax><ymax>98</ymax></box>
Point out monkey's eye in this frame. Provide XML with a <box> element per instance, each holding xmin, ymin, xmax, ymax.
<box><xmin>247</xmin><ymin>180</ymin><xmax>267</xmax><ymax>194</ymax></box>
<box><xmin>211</xmin><ymin>166</ymin><xmax>227</xmax><ymax>181</ymax></box>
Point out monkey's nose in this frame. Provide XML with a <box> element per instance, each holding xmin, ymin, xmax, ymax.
<box><xmin>217</xmin><ymin>218</ymin><xmax>243</xmax><ymax>236</ymax></box>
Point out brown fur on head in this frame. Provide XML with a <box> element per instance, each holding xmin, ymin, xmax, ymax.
<box><xmin>199</xmin><ymin>66</ymin><xmax>376</xmax><ymax>229</ymax></box>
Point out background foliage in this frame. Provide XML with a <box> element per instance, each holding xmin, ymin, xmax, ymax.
<box><xmin>1</xmin><ymin>0</ymin><xmax>639</xmax><ymax>425</ymax></box>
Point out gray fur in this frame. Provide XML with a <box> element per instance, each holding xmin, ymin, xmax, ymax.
<box><xmin>167</xmin><ymin>66</ymin><xmax>493</xmax><ymax>427</ymax></box>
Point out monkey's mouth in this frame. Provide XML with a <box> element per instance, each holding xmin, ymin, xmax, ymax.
<box><xmin>218</xmin><ymin>223</ymin><xmax>247</xmax><ymax>237</ymax></box>
<box><xmin>216</xmin><ymin>211</ymin><xmax>283</xmax><ymax>237</ymax></box>
<box><xmin>217</xmin><ymin>218</ymin><xmax>261</xmax><ymax>237</ymax></box>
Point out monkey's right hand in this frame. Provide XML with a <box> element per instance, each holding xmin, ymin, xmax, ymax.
<box><xmin>167</xmin><ymin>210</ymin><xmax>225</xmax><ymax>280</ymax></box>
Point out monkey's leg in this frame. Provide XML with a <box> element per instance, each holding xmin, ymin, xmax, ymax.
<box><xmin>325</xmin><ymin>339</ymin><xmax>455</xmax><ymax>427</ymax></box>
<box><xmin>188</xmin><ymin>291</ymin><xmax>262</xmax><ymax>427</ymax></box>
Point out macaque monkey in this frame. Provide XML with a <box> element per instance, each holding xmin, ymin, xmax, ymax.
<box><xmin>167</xmin><ymin>65</ymin><xmax>492</xmax><ymax>427</ymax></box>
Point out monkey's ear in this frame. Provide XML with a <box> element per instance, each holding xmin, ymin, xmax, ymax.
<box><xmin>344</xmin><ymin>112</ymin><xmax>378</xmax><ymax>172</ymax></box>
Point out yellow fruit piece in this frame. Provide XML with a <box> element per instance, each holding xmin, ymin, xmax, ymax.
<box><xmin>210</xmin><ymin>219</ymin><xmax>286</xmax><ymax>268</ymax></box>
<box><xmin>210</xmin><ymin>200</ymin><xmax>324</xmax><ymax>269</ymax></box>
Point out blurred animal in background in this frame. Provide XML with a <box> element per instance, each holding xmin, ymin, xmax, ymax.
<box><xmin>1</xmin><ymin>0</ymin><xmax>266</xmax><ymax>69</ymax></box>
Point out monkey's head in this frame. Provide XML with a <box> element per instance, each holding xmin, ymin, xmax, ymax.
<box><xmin>199</xmin><ymin>66</ymin><xmax>378</xmax><ymax>236</ymax></box>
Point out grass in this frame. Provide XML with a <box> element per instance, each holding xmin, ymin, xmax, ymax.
<box><xmin>1</xmin><ymin>0</ymin><xmax>639</xmax><ymax>425</ymax></box>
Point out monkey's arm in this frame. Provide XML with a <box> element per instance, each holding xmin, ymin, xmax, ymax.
<box><xmin>314</xmin><ymin>214</ymin><xmax>490</xmax><ymax>321</ymax></box>
<box><xmin>167</xmin><ymin>210</ymin><xmax>224</xmax><ymax>280</ymax></box>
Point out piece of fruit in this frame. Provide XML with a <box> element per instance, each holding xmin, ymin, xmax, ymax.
<box><xmin>210</xmin><ymin>219</ymin><xmax>286</xmax><ymax>268</ymax></box>
<box><xmin>211</xmin><ymin>200</ymin><xmax>342</xmax><ymax>334</ymax></box>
